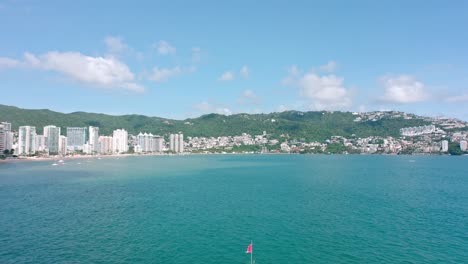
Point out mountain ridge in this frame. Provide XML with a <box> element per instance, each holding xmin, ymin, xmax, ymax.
<box><xmin>0</xmin><ymin>104</ymin><xmax>439</xmax><ymax>141</ymax></box>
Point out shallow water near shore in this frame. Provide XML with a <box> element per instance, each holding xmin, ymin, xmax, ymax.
<box><xmin>1</xmin><ymin>155</ymin><xmax>467</xmax><ymax>263</ymax></box>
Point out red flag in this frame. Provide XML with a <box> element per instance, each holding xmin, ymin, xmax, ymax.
<box><xmin>246</xmin><ymin>243</ymin><xmax>252</xmax><ymax>254</ymax></box>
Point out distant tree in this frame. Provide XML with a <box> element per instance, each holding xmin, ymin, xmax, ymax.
<box><xmin>448</xmin><ymin>142</ymin><xmax>463</xmax><ymax>155</ymax></box>
<box><xmin>3</xmin><ymin>149</ymin><xmax>9</xmax><ymax>155</ymax></box>
<box><xmin>10</xmin><ymin>149</ymin><xmax>14</xmax><ymax>155</ymax></box>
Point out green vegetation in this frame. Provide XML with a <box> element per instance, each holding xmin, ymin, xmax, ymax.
<box><xmin>448</xmin><ymin>142</ymin><xmax>463</xmax><ymax>155</ymax></box>
<box><xmin>0</xmin><ymin>104</ymin><xmax>430</xmax><ymax>141</ymax></box>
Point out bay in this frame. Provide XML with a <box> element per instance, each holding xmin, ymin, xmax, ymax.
<box><xmin>0</xmin><ymin>155</ymin><xmax>467</xmax><ymax>263</ymax></box>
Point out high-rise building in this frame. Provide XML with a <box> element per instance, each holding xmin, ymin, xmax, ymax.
<box><xmin>441</xmin><ymin>140</ymin><xmax>449</xmax><ymax>152</ymax></box>
<box><xmin>112</xmin><ymin>129</ymin><xmax>128</xmax><ymax>153</ymax></box>
<box><xmin>43</xmin><ymin>125</ymin><xmax>52</xmax><ymax>149</ymax></box>
<box><xmin>0</xmin><ymin>124</ymin><xmax>6</xmax><ymax>153</ymax></box>
<box><xmin>59</xmin><ymin>135</ymin><xmax>67</xmax><ymax>155</ymax></box>
<box><xmin>169</xmin><ymin>133</ymin><xmax>184</xmax><ymax>153</ymax></box>
<box><xmin>1</xmin><ymin>122</ymin><xmax>11</xmax><ymax>131</ymax></box>
<box><xmin>98</xmin><ymin>136</ymin><xmax>113</xmax><ymax>154</ymax></box>
<box><xmin>179</xmin><ymin>133</ymin><xmax>184</xmax><ymax>153</ymax></box>
<box><xmin>0</xmin><ymin>122</ymin><xmax>13</xmax><ymax>153</ymax></box>
<box><xmin>174</xmin><ymin>134</ymin><xmax>179</xmax><ymax>153</ymax></box>
<box><xmin>18</xmin><ymin>126</ymin><xmax>36</xmax><ymax>155</ymax></box>
<box><xmin>89</xmin><ymin>126</ymin><xmax>99</xmax><ymax>152</ymax></box>
<box><xmin>154</xmin><ymin>136</ymin><xmax>164</xmax><ymax>152</ymax></box>
<box><xmin>35</xmin><ymin>135</ymin><xmax>47</xmax><ymax>152</ymax></box>
<box><xmin>67</xmin><ymin>127</ymin><xmax>86</xmax><ymax>151</ymax></box>
<box><xmin>45</xmin><ymin>126</ymin><xmax>61</xmax><ymax>155</ymax></box>
<box><xmin>170</xmin><ymin>134</ymin><xmax>175</xmax><ymax>152</ymax></box>
<box><xmin>460</xmin><ymin>140</ymin><xmax>467</xmax><ymax>152</ymax></box>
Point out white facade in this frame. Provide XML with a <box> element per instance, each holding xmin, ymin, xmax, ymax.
<box><xmin>1</xmin><ymin>122</ymin><xmax>11</xmax><ymax>131</ymax></box>
<box><xmin>18</xmin><ymin>126</ymin><xmax>36</xmax><ymax>155</ymax></box>
<box><xmin>136</xmin><ymin>133</ymin><xmax>164</xmax><ymax>152</ymax></box>
<box><xmin>59</xmin><ymin>135</ymin><xmax>67</xmax><ymax>155</ymax></box>
<box><xmin>441</xmin><ymin>140</ymin><xmax>449</xmax><ymax>152</ymax></box>
<box><xmin>45</xmin><ymin>126</ymin><xmax>61</xmax><ymax>155</ymax></box>
<box><xmin>112</xmin><ymin>129</ymin><xmax>128</xmax><ymax>153</ymax></box>
<box><xmin>154</xmin><ymin>136</ymin><xmax>164</xmax><ymax>152</ymax></box>
<box><xmin>170</xmin><ymin>134</ymin><xmax>175</xmax><ymax>151</ymax></box>
<box><xmin>35</xmin><ymin>135</ymin><xmax>47</xmax><ymax>152</ymax></box>
<box><xmin>67</xmin><ymin>127</ymin><xmax>86</xmax><ymax>151</ymax></box>
<box><xmin>169</xmin><ymin>133</ymin><xmax>184</xmax><ymax>153</ymax></box>
<box><xmin>98</xmin><ymin>136</ymin><xmax>113</xmax><ymax>154</ymax></box>
<box><xmin>0</xmin><ymin>124</ymin><xmax>6</xmax><ymax>153</ymax></box>
<box><xmin>89</xmin><ymin>126</ymin><xmax>99</xmax><ymax>153</ymax></box>
<box><xmin>0</xmin><ymin>123</ymin><xmax>12</xmax><ymax>153</ymax></box>
<box><xmin>460</xmin><ymin>140</ymin><xmax>467</xmax><ymax>152</ymax></box>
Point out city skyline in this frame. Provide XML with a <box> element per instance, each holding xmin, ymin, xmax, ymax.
<box><xmin>0</xmin><ymin>1</ymin><xmax>468</xmax><ymax>121</ymax></box>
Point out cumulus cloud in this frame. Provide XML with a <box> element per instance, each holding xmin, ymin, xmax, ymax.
<box><xmin>191</xmin><ymin>47</ymin><xmax>201</xmax><ymax>62</ymax></box>
<box><xmin>281</xmin><ymin>65</ymin><xmax>301</xmax><ymax>85</ymax></box>
<box><xmin>277</xmin><ymin>105</ymin><xmax>288</xmax><ymax>112</ymax></box>
<box><xmin>445</xmin><ymin>94</ymin><xmax>468</xmax><ymax>103</ymax></box>
<box><xmin>379</xmin><ymin>75</ymin><xmax>429</xmax><ymax>103</ymax></box>
<box><xmin>155</xmin><ymin>40</ymin><xmax>176</xmax><ymax>55</ymax></box>
<box><xmin>104</xmin><ymin>36</ymin><xmax>127</xmax><ymax>54</ymax></box>
<box><xmin>147</xmin><ymin>66</ymin><xmax>182</xmax><ymax>82</ymax></box>
<box><xmin>319</xmin><ymin>61</ymin><xmax>338</xmax><ymax>72</ymax></box>
<box><xmin>240</xmin><ymin>65</ymin><xmax>249</xmax><ymax>78</ymax></box>
<box><xmin>145</xmin><ymin>66</ymin><xmax>195</xmax><ymax>82</ymax></box>
<box><xmin>193</xmin><ymin>101</ymin><xmax>232</xmax><ymax>115</ymax></box>
<box><xmin>218</xmin><ymin>71</ymin><xmax>234</xmax><ymax>81</ymax></box>
<box><xmin>0</xmin><ymin>51</ymin><xmax>144</xmax><ymax>92</ymax></box>
<box><xmin>238</xmin><ymin>89</ymin><xmax>260</xmax><ymax>105</ymax></box>
<box><xmin>0</xmin><ymin>57</ymin><xmax>21</xmax><ymax>69</ymax></box>
<box><xmin>299</xmin><ymin>73</ymin><xmax>352</xmax><ymax>109</ymax></box>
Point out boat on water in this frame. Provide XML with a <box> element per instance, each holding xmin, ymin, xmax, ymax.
<box><xmin>52</xmin><ymin>163</ymin><xmax>58</xmax><ymax>166</ymax></box>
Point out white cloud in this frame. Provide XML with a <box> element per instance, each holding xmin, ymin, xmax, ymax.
<box><xmin>277</xmin><ymin>105</ymin><xmax>288</xmax><ymax>112</ymax></box>
<box><xmin>240</xmin><ymin>65</ymin><xmax>249</xmax><ymax>78</ymax></box>
<box><xmin>281</xmin><ymin>65</ymin><xmax>301</xmax><ymax>85</ymax></box>
<box><xmin>147</xmin><ymin>66</ymin><xmax>182</xmax><ymax>82</ymax></box>
<box><xmin>0</xmin><ymin>57</ymin><xmax>21</xmax><ymax>69</ymax></box>
<box><xmin>155</xmin><ymin>40</ymin><xmax>176</xmax><ymax>55</ymax></box>
<box><xmin>379</xmin><ymin>75</ymin><xmax>429</xmax><ymax>103</ymax></box>
<box><xmin>238</xmin><ymin>89</ymin><xmax>260</xmax><ymax>105</ymax></box>
<box><xmin>0</xmin><ymin>51</ymin><xmax>144</xmax><ymax>92</ymax></box>
<box><xmin>445</xmin><ymin>94</ymin><xmax>468</xmax><ymax>103</ymax></box>
<box><xmin>104</xmin><ymin>36</ymin><xmax>127</xmax><ymax>54</ymax></box>
<box><xmin>192</xmin><ymin>47</ymin><xmax>201</xmax><ymax>62</ymax></box>
<box><xmin>193</xmin><ymin>101</ymin><xmax>232</xmax><ymax>115</ymax></box>
<box><xmin>218</xmin><ymin>71</ymin><xmax>234</xmax><ymax>81</ymax></box>
<box><xmin>319</xmin><ymin>61</ymin><xmax>338</xmax><ymax>72</ymax></box>
<box><xmin>145</xmin><ymin>66</ymin><xmax>195</xmax><ymax>82</ymax></box>
<box><xmin>299</xmin><ymin>73</ymin><xmax>352</xmax><ymax>110</ymax></box>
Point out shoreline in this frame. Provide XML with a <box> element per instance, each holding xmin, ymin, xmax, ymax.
<box><xmin>1</xmin><ymin>152</ymin><xmax>466</xmax><ymax>164</ymax></box>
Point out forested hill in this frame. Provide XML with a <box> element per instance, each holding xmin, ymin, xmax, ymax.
<box><xmin>0</xmin><ymin>104</ymin><xmax>430</xmax><ymax>141</ymax></box>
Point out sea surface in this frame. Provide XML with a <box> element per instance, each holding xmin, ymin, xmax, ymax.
<box><xmin>0</xmin><ymin>155</ymin><xmax>467</xmax><ymax>263</ymax></box>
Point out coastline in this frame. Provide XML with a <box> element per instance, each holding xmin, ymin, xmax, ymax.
<box><xmin>1</xmin><ymin>152</ymin><xmax>466</xmax><ymax>164</ymax></box>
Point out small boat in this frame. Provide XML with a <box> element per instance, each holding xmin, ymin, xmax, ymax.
<box><xmin>58</xmin><ymin>160</ymin><xmax>64</xmax><ymax>163</ymax></box>
<box><xmin>52</xmin><ymin>163</ymin><xmax>58</xmax><ymax>166</ymax></box>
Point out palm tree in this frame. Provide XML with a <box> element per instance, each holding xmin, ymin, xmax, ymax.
<box><xmin>3</xmin><ymin>149</ymin><xmax>9</xmax><ymax>155</ymax></box>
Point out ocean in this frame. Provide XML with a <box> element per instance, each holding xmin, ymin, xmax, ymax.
<box><xmin>0</xmin><ymin>155</ymin><xmax>467</xmax><ymax>263</ymax></box>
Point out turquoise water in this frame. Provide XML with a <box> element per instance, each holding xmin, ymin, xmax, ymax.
<box><xmin>0</xmin><ymin>155</ymin><xmax>467</xmax><ymax>263</ymax></box>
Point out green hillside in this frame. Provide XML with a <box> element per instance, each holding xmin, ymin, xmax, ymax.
<box><xmin>0</xmin><ymin>104</ymin><xmax>430</xmax><ymax>141</ymax></box>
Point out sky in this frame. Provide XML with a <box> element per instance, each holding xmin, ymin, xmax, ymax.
<box><xmin>1</xmin><ymin>0</ymin><xmax>467</xmax><ymax>120</ymax></box>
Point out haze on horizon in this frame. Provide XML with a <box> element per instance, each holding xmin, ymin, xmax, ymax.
<box><xmin>0</xmin><ymin>0</ymin><xmax>467</xmax><ymax>121</ymax></box>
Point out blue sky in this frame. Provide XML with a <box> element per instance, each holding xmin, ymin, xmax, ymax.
<box><xmin>1</xmin><ymin>0</ymin><xmax>467</xmax><ymax>120</ymax></box>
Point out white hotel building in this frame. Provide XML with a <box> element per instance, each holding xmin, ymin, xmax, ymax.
<box><xmin>18</xmin><ymin>126</ymin><xmax>36</xmax><ymax>155</ymax></box>
<box><xmin>170</xmin><ymin>133</ymin><xmax>184</xmax><ymax>153</ymax></box>
<box><xmin>112</xmin><ymin>129</ymin><xmax>128</xmax><ymax>153</ymax></box>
